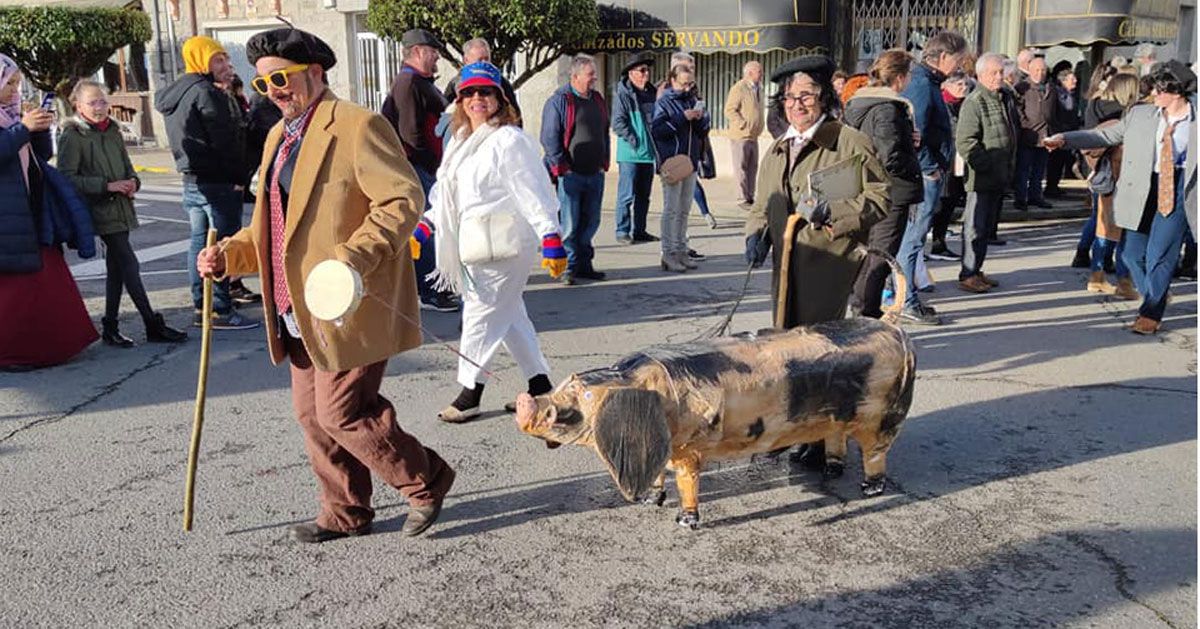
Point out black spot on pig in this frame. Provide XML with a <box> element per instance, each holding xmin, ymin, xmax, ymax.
<box><xmin>576</xmin><ymin>367</ymin><xmax>626</xmax><ymax>387</ymax></box>
<box><xmin>747</xmin><ymin>417</ymin><xmax>765</xmax><ymax>439</ymax></box>
<box><xmin>784</xmin><ymin>354</ymin><xmax>874</xmax><ymax>422</ymax></box>
<box><xmin>622</xmin><ymin>344</ymin><xmax>754</xmax><ymax>385</ymax></box>
<box><xmin>809</xmin><ymin>318</ymin><xmax>887</xmax><ymax>348</ymax></box>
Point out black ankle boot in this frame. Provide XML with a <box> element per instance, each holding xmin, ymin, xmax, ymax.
<box><xmin>1070</xmin><ymin>248</ymin><xmax>1091</xmax><ymax>269</ymax></box>
<box><xmin>101</xmin><ymin>317</ymin><xmax>134</xmax><ymax>348</ymax></box>
<box><xmin>145</xmin><ymin>313</ymin><xmax>188</xmax><ymax>343</ymax></box>
<box><xmin>450</xmin><ymin>383</ymin><xmax>485</xmax><ymax>411</ymax></box>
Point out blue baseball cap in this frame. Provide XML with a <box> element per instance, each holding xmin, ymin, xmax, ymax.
<box><xmin>457</xmin><ymin>61</ymin><xmax>504</xmax><ymax>98</ymax></box>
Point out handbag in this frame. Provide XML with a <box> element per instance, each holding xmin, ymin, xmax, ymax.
<box><xmin>659</xmin><ymin>118</ymin><xmax>695</xmax><ymax>185</ymax></box>
<box><xmin>458</xmin><ymin>210</ymin><xmax>523</xmax><ymax>265</ymax></box>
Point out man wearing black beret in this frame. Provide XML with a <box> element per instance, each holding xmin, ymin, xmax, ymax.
<box><xmin>196</xmin><ymin>28</ymin><xmax>456</xmax><ymax>542</ymax></box>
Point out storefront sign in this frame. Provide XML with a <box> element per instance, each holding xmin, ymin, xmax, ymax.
<box><xmin>1024</xmin><ymin>0</ymin><xmax>1179</xmax><ymax>47</ymax></box>
<box><xmin>582</xmin><ymin>0</ymin><xmax>831</xmax><ymax>53</ymax></box>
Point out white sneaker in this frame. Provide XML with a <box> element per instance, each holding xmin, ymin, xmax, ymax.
<box><xmin>705</xmin><ymin>214</ymin><xmax>718</xmax><ymax>229</ymax></box>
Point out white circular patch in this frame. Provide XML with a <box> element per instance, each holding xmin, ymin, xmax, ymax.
<box><xmin>583</xmin><ymin>391</ymin><xmax>594</xmax><ymax>401</ymax></box>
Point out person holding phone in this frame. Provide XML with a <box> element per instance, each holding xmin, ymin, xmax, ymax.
<box><xmin>57</xmin><ymin>80</ymin><xmax>187</xmax><ymax>347</ymax></box>
<box><xmin>651</xmin><ymin>64</ymin><xmax>709</xmax><ymax>272</ymax></box>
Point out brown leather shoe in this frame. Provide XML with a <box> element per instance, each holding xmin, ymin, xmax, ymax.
<box><xmin>289</xmin><ymin>521</ymin><xmax>371</xmax><ymax>544</ymax></box>
<box><xmin>1086</xmin><ymin>271</ymin><xmax>1116</xmax><ymax>294</ymax></box>
<box><xmin>1130</xmin><ymin>316</ymin><xmax>1160</xmax><ymax>335</ymax></box>
<box><xmin>979</xmin><ymin>273</ymin><xmax>1000</xmax><ymax>288</ymax></box>
<box><xmin>1114</xmin><ymin>277</ymin><xmax>1140</xmax><ymax>301</ymax></box>
<box><xmin>401</xmin><ymin>500</ymin><xmax>444</xmax><ymax>537</ymax></box>
<box><xmin>957</xmin><ymin>275</ymin><xmax>991</xmax><ymax>293</ymax></box>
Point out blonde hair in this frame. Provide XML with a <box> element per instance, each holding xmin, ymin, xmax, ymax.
<box><xmin>867</xmin><ymin>49</ymin><xmax>913</xmax><ymax>88</ymax></box>
<box><xmin>1101</xmin><ymin>73</ymin><xmax>1141</xmax><ymax>109</ymax></box>
<box><xmin>69</xmin><ymin>80</ymin><xmax>106</xmax><ymax>103</ymax></box>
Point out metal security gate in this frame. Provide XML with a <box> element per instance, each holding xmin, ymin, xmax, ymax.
<box><xmin>355</xmin><ymin>27</ymin><xmax>404</xmax><ymax>112</ymax></box>
<box><xmin>852</xmin><ymin>0</ymin><xmax>979</xmax><ymax>64</ymax></box>
<box><xmin>603</xmin><ymin>49</ymin><xmax>798</xmax><ymax>133</ymax></box>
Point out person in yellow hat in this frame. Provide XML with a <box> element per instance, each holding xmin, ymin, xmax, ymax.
<box><xmin>154</xmin><ymin>35</ymin><xmax>259</xmax><ymax>331</ymax></box>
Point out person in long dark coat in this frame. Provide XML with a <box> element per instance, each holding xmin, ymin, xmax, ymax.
<box><xmin>743</xmin><ymin>56</ymin><xmax>890</xmax><ymax>328</ymax></box>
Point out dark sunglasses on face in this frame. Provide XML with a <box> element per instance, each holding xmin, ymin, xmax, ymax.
<box><xmin>631</xmin><ymin>66</ymin><xmax>650</xmax><ymax>74</ymax></box>
<box><xmin>460</xmin><ymin>86</ymin><xmax>498</xmax><ymax>99</ymax></box>
<box><xmin>250</xmin><ymin>64</ymin><xmax>310</xmax><ymax>95</ymax></box>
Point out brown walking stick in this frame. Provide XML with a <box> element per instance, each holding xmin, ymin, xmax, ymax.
<box><xmin>183</xmin><ymin>229</ymin><xmax>217</xmax><ymax>531</ymax></box>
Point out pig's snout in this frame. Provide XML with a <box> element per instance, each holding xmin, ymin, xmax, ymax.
<box><xmin>514</xmin><ymin>392</ymin><xmax>538</xmax><ymax>432</ymax></box>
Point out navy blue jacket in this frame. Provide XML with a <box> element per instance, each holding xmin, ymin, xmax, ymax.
<box><xmin>0</xmin><ymin>123</ymin><xmax>96</xmax><ymax>273</ymax></box>
<box><xmin>902</xmin><ymin>63</ymin><xmax>955</xmax><ymax>174</ymax></box>
<box><xmin>540</xmin><ymin>84</ymin><xmax>610</xmax><ymax>180</ymax></box>
<box><xmin>650</xmin><ymin>88</ymin><xmax>710</xmax><ymax>170</ymax></box>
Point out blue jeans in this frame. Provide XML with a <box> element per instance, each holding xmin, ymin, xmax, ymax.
<box><xmin>615</xmin><ymin>162</ymin><xmax>654</xmax><ymax>238</ymax></box>
<box><xmin>1077</xmin><ymin>202</ymin><xmax>1097</xmax><ymax>252</ymax></box>
<box><xmin>413</xmin><ymin>165</ymin><xmax>438</xmax><ymax>299</ymax></box>
<box><xmin>184</xmin><ymin>181</ymin><xmax>243</xmax><ymax>314</ymax></box>
<box><xmin>693</xmin><ymin>181</ymin><xmax>711</xmax><ymax>216</ymax></box>
<box><xmin>557</xmin><ymin>172</ymin><xmax>605</xmax><ymax>272</ymax></box>
<box><xmin>897</xmin><ymin>173</ymin><xmax>944</xmax><ymax>308</ymax></box>
<box><xmin>1014</xmin><ymin>146</ymin><xmax>1048</xmax><ymax>204</ymax></box>
<box><xmin>1123</xmin><ymin>174</ymin><xmax>1188</xmax><ymax>322</ymax></box>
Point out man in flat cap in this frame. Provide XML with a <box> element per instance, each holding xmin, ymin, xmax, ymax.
<box><xmin>156</xmin><ymin>36</ymin><xmax>258</xmax><ymax>331</ymax></box>
<box><xmin>196</xmin><ymin>28</ymin><xmax>456</xmax><ymax>542</ymax></box>
<box><xmin>381</xmin><ymin>28</ymin><xmax>459</xmax><ymax>313</ymax></box>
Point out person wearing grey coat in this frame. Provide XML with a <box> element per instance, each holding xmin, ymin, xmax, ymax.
<box><xmin>1046</xmin><ymin>65</ymin><xmax>1196</xmax><ymax>334</ymax></box>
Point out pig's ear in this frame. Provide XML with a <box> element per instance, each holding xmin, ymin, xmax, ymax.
<box><xmin>593</xmin><ymin>388</ymin><xmax>670</xmax><ymax>502</ymax></box>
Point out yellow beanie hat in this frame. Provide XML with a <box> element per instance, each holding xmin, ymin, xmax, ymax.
<box><xmin>182</xmin><ymin>36</ymin><xmax>227</xmax><ymax>74</ymax></box>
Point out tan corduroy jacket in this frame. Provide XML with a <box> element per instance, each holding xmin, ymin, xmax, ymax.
<box><xmin>222</xmin><ymin>91</ymin><xmax>425</xmax><ymax>372</ymax></box>
<box><xmin>723</xmin><ymin>79</ymin><xmax>765</xmax><ymax>140</ymax></box>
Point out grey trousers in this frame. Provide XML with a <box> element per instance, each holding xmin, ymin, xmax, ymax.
<box><xmin>960</xmin><ymin>191</ymin><xmax>1004</xmax><ymax>279</ymax></box>
<box><xmin>660</xmin><ymin>172</ymin><xmax>697</xmax><ymax>257</ymax></box>
<box><xmin>729</xmin><ymin>138</ymin><xmax>759</xmax><ymax>207</ymax></box>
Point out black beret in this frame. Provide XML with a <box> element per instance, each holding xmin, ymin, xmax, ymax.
<box><xmin>770</xmin><ymin>55</ymin><xmax>835</xmax><ymax>86</ymax></box>
<box><xmin>401</xmin><ymin>28</ymin><xmax>442</xmax><ymax>49</ymax></box>
<box><xmin>1152</xmin><ymin>59</ymin><xmax>1197</xmax><ymax>95</ymax></box>
<box><xmin>246</xmin><ymin>28</ymin><xmax>337</xmax><ymax>70</ymax></box>
<box><xmin>621</xmin><ymin>51</ymin><xmax>656</xmax><ymax>75</ymax></box>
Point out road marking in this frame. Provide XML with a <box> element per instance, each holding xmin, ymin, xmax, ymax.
<box><xmin>69</xmin><ymin>238</ymin><xmax>191</xmax><ymax>278</ymax></box>
<box><xmin>75</xmin><ymin>268</ymin><xmax>188</xmax><ymax>281</ymax></box>
<box><xmin>132</xmin><ymin>212</ymin><xmax>190</xmax><ymax>224</ymax></box>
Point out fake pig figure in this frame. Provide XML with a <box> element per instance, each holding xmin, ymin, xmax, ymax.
<box><xmin>515</xmin><ymin>318</ymin><xmax>916</xmax><ymax>529</ymax></box>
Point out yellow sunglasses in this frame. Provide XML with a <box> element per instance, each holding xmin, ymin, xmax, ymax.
<box><xmin>251</xmin><ymin>64</ymin><xmax>310</xmax><ymax>95</ymax></box>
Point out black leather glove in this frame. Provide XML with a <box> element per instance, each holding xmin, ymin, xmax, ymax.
<box><xmin>745</xmin><ymin>231</ymin><xmax>770</xmax><ymax>268</ymax></box>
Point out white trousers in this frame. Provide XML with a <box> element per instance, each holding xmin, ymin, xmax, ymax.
<box><xmin>456</xmin><ymin>254</ymin><xmax>551</xmax><ymax>388</ymax></box>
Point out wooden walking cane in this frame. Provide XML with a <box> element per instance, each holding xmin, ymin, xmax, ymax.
<box><xmin>183</xmin><ymin>229</ymin><xmax>217</xmax><ymax>531</ymax></box>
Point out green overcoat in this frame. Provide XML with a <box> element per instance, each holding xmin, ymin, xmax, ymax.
<box><xmin>745</xmin><ymin>119</ymin><xmax>890</xmax><ymax>329</ymax></box>
<box><xmin>56</xmin><ymin>117</ymin><xmax>140</xmax><ymax>236</ymax></box>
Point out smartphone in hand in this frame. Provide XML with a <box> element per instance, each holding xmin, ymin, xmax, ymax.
<box><xmin>40</xmin><ymin>92</ymin><xmax>54</xmax><ymax>111</ymax></box>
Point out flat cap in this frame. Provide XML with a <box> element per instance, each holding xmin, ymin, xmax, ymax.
<box><xmin>246</xmin><ymin>28</ymin><xmax>337</xmax><ymax>70</ymax></box>
<box><xmin>770</xmin><ymin>55</ymin><xmax>835</xmax><ymax>86</ymax></box>
<box><xmin>402</xmin><ymin>28</ymin><xmax>442</xmax><ymax>49</ymax></box>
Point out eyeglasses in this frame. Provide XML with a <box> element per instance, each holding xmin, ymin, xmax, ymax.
<box><xmin>250</xmin><ymin>64</ymin><xmax>310</xmax><ymax>95</ymax></box>
<box><xmin>84</xmin><ymin>99</ymin><xmax>108</xmax><ymax>108</ymax></box>
<box><xmin>631</xmin><ymin>66</ymin><xmax>650</xmax><ymax>74</ymax></box>
<box><xmin>783</xmin><ymin>92</ymin><xmax>820</xmax><ymax>106</ymax></box>
<box><xmin>460</xmin><ymin>86</ymin><xmax>498</xmax><ymax>99</ymax></box>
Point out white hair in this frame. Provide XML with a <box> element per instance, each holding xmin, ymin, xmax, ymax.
<box><xmin>570</xmin><ymin>53</ymin><xmax>595</xmax><ymax>77</ymax></box>
<box><xmin>979</xmin><ymin>51</ymin><xmax>1008</xmax><ymax>75</ymax></box>
<box><xmin>743</xmin><ymin>60</ymin><xmax>761</xmax><ymax>75</ymax></box>
<box><xmin>463</xmin><ymin>38</ymin><xmax>490</xmax><ymax>59</ymax></box>
<box><xmin>1134</xmin><ymin>43</ymin><xmax>1157</xmax><ymax>60</ymax></box>
<box><xmin>1001</xmin><ymin>58</ymin><xmax>1019</xmax><ymax>80</ymax></box>
<box><xmin>670</xmin><ymin>52</ymin><xmax>695</xmax><ymax>69</ymax></box>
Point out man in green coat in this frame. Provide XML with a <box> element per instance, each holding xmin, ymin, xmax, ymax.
<box><xmin>744</xmin><ymin>56</ymin><xmax>890</xmax><ymax>328</ymax></box>
<box><xmin>955</xmin><ymin>53</ymin><xmax>1017</xmax><ymax>294</ymax></box>
<box><xmin>57</xmin><ymin>80</ymin><xmax>186</xmax><ymax>346</ymax></box>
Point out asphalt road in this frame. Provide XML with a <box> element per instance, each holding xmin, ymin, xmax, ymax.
<box><xmin>0</xmin><ymin>178</ymin><xmax>1195</xmax><ymax>628</ymax></box>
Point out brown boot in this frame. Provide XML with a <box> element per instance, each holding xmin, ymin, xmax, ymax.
<box><xmin>1114</xmin><ymin>277</ymin><xmax>1140</xmax><ymax>301</ymax></box>
<box><xmin>957</xmin><ymin>275</ymin><xmax>991</xmax><ymax>293</ymax></box>
<box><xmin>1086</xmin><ymin>271</ymin><xmax>1116</xmax><ymax>294</ymax></box>
<box><xmin>1130</xmin><ymin>316</ymin><xmax>1160</xmax><ymax>335</ymax></box>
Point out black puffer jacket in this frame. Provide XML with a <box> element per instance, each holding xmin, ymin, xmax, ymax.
<box><xmin>843</xmin><ymin>87</ymin><xmax>923</xmax><ymax>207</ymax></box>
<box><xmin>1084</xmin><ymin>98</ymin><xmax>1125</xmax><ymax>129</ymax></box>
<box><xmin>154</xmin><ymin>73</ymin><xmax>247</xmax><ymax>185</ymax></box>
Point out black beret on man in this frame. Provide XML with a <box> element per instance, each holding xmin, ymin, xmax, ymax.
<box><xmin>770</xmin><ymin>55</ymin><xmax>835</xmax><ymax>86</ymax></box>
<box><xmin>246</xmin><ymin>28</ymin><xmax>337</xmax><ymax>70</ymax></box>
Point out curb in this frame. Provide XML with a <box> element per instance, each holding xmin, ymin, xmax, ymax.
<box><xmin>134</xmin><ymin>165</ymin><xmax>171</xmax><ymax>174</ymax></box>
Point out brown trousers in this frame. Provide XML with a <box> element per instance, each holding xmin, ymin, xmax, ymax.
<box><xmin>730</xmin><ymin>138</ymin><xmax>759</xmax><ymax>208</ymax></box>
<box><xmin>286</xmin><ymin>336</ymin><xmax>454</xmax><ymax>532</ymax></box>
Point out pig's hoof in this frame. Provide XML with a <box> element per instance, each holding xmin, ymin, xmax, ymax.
<box><xmin>642</xmin><ymin>490</ymin><xmax>666</xmax><ymax>507</ymax></box>
<box><xmin>860</xmin><ymin>476</ymin><xmax>887</xmax><ymax>497</ymax></box>
<box><xmin>675</xmin><ymin>510</ymin><xmax>700</xmax><ymax>529</ymax></box>
<box><xmin>823</xmin><ymin>461</ymin><xmax>845</xmax><ymax>480</ymax></box>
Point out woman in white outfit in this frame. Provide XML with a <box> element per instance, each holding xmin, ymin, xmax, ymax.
<box><xmin>411</xmin><ymin>62</ymin><xmax>567</xmax><ymax>422</ymax></box>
